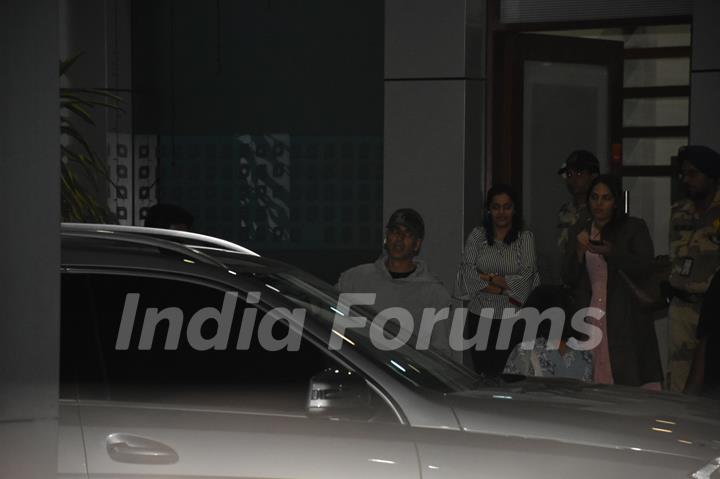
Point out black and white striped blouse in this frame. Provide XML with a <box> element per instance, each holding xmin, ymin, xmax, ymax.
<box><xmin>455</xmin><ymin>227</ymin><xmax>540</xmax><ymax>318</ymax></box>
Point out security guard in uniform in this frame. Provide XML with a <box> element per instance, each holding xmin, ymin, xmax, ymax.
<box><xmin>557</xmin><ymin>150</ymin><xmax>599</xmax><ymax>254</ymax></box>
<box><xmin>667</xmin><ymin>145</ymin><xmax>720</xmax><ymax>392</ymax></box>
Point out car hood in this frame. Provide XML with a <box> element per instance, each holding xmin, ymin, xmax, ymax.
<box><xmin>446</xmin><ymin>377</ymin><xmax>720</xmax><ymax>461</ymax></box>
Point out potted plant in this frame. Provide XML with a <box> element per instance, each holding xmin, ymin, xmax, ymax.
<box><xmin>60</xmin><ymin>52</ymin><xmax>124</xmax><ymax>222</ymax></box>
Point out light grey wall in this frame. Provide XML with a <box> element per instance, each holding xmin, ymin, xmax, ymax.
<box><xmin>384</xmin><ymin>81</ymin><xmax>485</xmax><ymax>288</ymax></box>
<box><xmin>59</xmin><ymin>0</ymin><xmax>132</xmax><ymax>99</ymax></box>
<box><xmin>690</xmin><ymin>73</ymin><xmax>720</xmax><ymax>152</ymax></box>
<box><xmin>690</xmin><ymin>0</ymin><xmax>720</xmax><ymax>152</ymax></box>
<box><xmin>385</xmin><ymin>0</ymin><xmax>467</xmax><ymax>78</ymax></box>
<box><xmin>386</xmin><ymin>0</ymin><xmax>485</xmax><ymax>80</ymax></box>
<box><xmin>691</xmin><ymin>0</ymin><xmax>720</xmax><ymax>73</ymax></box>
<box><xmin>384</xmin><ymin>0</ymin><xmax>486</xmax><ymax>291</ymax></box>
<box><xmin>0</xmin><ymin>0</ymin><xmax>59</xmax><ymax>477</ymax></box>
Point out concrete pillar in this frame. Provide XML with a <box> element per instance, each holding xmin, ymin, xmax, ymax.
<box><xmin>384</xmin><ymin>0</ymin><xmax>486</xmax><ymax>290</ymax></box>
<box><xmin>689</xmin><ymin>0</ymin><xmax>720</xmax><ymax>151</ymax></box>
<box><xmin>0</xmin><ymin>0</ymin><xmax>60</xmax><ymax>477</ymax></box>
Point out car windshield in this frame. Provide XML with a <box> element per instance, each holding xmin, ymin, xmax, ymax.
<box><xmin>254</xmin><ymin>268</ymin><xmax>480</xmax><ymax>393</ymax></box>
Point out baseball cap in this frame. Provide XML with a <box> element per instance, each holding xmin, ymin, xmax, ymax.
<box><xmin>558</xmin><ymin>150</ymin><xmax>600</xmax><ymax>176</ymax></box>
<box><xmin>386</xmin><ymin>208</ymin><xmax>425</xmax><ymax>239</ymax></box>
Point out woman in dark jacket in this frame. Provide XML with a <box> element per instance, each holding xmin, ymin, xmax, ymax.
<box><xmin>563</xmin><ymin>174</ymin><xmax>662</xmax><ymax>387</ymax></box>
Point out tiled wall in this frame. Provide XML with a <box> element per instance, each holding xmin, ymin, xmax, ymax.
<box><xmin>107</xmin><ymin>133</ymin><xmax>157</xmax><ymax>225</ymax></box>
<box><xmin>155</xmin><ymin>135</ymin><xmax>384</xmax><ymax>250</ymax></box>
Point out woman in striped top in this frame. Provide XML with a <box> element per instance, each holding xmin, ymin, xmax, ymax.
<box><xmin>455</xmin><ymin>184</ymin><xmax>540</xmax><ymax>376</ymax></box>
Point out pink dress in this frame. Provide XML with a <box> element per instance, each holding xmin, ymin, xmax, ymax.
<box><xmin>585</xmin><ymin>249</ymin><xmax>614</xmax><ymax>384</ymax></box>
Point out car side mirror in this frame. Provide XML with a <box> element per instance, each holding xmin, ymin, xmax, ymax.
<box><xmin>306</xmin><ymin>367</ymin><xmax>374</xmax><ymax>420</ymax></box>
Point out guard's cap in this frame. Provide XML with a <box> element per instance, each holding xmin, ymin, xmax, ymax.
<box><xmin>558</xmin><ymin>150</ymin><xmax>600</xmax><ymax>176</ymax></box>
<box><xmin>678</xmin><ymin>145</ymin><xmax>720</xmax><ymax>179</ymax></box>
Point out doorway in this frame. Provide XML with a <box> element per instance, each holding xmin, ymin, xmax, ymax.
<box><xmin>488</xmin><ymin>23</ymin><xmax>692</xmax><ymax>378</ymax></box>
<box><xmin>493</xmin><ymin>32</ymin><xmax>624</xmax><ymax>283</ymax></box>
<box><xmin>490</xmin><ymin>24</ymin><xmax>691</xmax><ymax>283</ymax></box>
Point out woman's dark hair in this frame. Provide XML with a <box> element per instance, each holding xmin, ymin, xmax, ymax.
<box><xmin>482</xmin><ymin>183</ymin><xmax>522</xmax><ymax>245</ymax></box>
<box><xmin>586</xmin><ymin>174</ymin><xmax>627</xmax><ymax>238</ymax></box>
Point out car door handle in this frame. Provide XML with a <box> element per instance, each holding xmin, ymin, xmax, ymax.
<box><xmin>106</xmin><ymin>433</ymin><xmax>179</xmax><ymax>465</ymax></box>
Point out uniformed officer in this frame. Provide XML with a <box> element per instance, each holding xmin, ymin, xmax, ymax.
<box><xmin>667</xmin><ymin>145</ymin><xmax>720</xmax><ymax>392</ymax></box>
<box><xmin>557</xmin><ymin>150</ymin><xmax>599</xmax><ymax>255</ymax></box>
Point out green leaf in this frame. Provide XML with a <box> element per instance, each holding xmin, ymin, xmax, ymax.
<box><xmin>62</xmin><ymin>102</ymin><xmax>95</xmax><ymax>125</ymax></box>
<box><xmin>61</xmin><ymin>125</ymin><xmax>95</xmax><ymax>159</ymax></box>
<box><xmin>60</xmin><ymin>92</ymin><xmax>125</xmax><ymax>113</ymax></box>
<box><xmin>60</xmin><ymin>145</ymin><xmax>88</xmax><ymax>163</ymax></box>
<box><xmin>61</xmin><ymin>146</ymin><xmax>106</xmax><ymax>179</ymax></box>
<box><xmin>61</xmin><ymin>144</ymin><xmax>116</xmax><ymax>190</ymax></box>
<box><xmin>62</xmin><ymin>87</ymin><xmax>125</xmax><ymax>103</ymax></box>
<box><xmin>59</xmin><ymin>53</ymin><xmax>123</xmax><ymax>223</ymax></box>
<box><xmin>59</xmin><ymin>52</ymin><xmax>84</xmax><ymax>77</ymax></box>
<box><xmin>81</xmin><ymin>100</ymin><xmax>124</xmax><ymax>114</ymax></box>
<box><xmin>62</xmin><ymin>150</ymin><xmax>99</xmax><ymax>186</ymax></box>
<box><xmin>60</xmin><ymin>94</ymin><xmax>98</xmax><ymax>111</ymax></box>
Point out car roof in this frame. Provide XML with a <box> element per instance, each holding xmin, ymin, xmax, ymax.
<box><xmin>61</xmin><ymin>223</ymin><xmax>259</xmax><ymax>256</ymax></box>
<box><xmin>60</xmin><ymin>223</ymin><xmax>289</xmax><ymax>276</ymax></box>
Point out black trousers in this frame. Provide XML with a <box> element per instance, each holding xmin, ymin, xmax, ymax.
<box><xmin>465</xmin><ymin>311</ymin><xmax>520</xmax><ymax>377</ymax></box>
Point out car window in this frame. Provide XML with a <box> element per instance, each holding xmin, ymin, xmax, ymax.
<box><xmin>255</xmin><ymin>269</ymin><xmax>479</xmax><ymax>393</ymax></box>
<box><xmin>60</xmin><ymin>272</ymin><xmax>397</xmax><ymax>422</ymax></box>
<box><xmin>60</xmin><ymin>273</ymin><xmax>93</xmax><ymax>399</ymax></box>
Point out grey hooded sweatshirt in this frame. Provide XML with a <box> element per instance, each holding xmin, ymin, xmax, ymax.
<box><xmin>337</xmin><ymin>257</ymin><xmax>452</xmax><ymax>355</ymax></box>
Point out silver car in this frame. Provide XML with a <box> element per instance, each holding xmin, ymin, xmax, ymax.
<box><xmin>59</xmin><ymin>223</ymin><xmax>720</xmax><ymax>479</ymax></box>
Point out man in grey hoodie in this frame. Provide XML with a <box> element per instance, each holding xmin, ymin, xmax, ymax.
<box><xmin>337</xmin><ymin>208</ymin><xmax>453</xmax><ymax>356</ymax></box>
